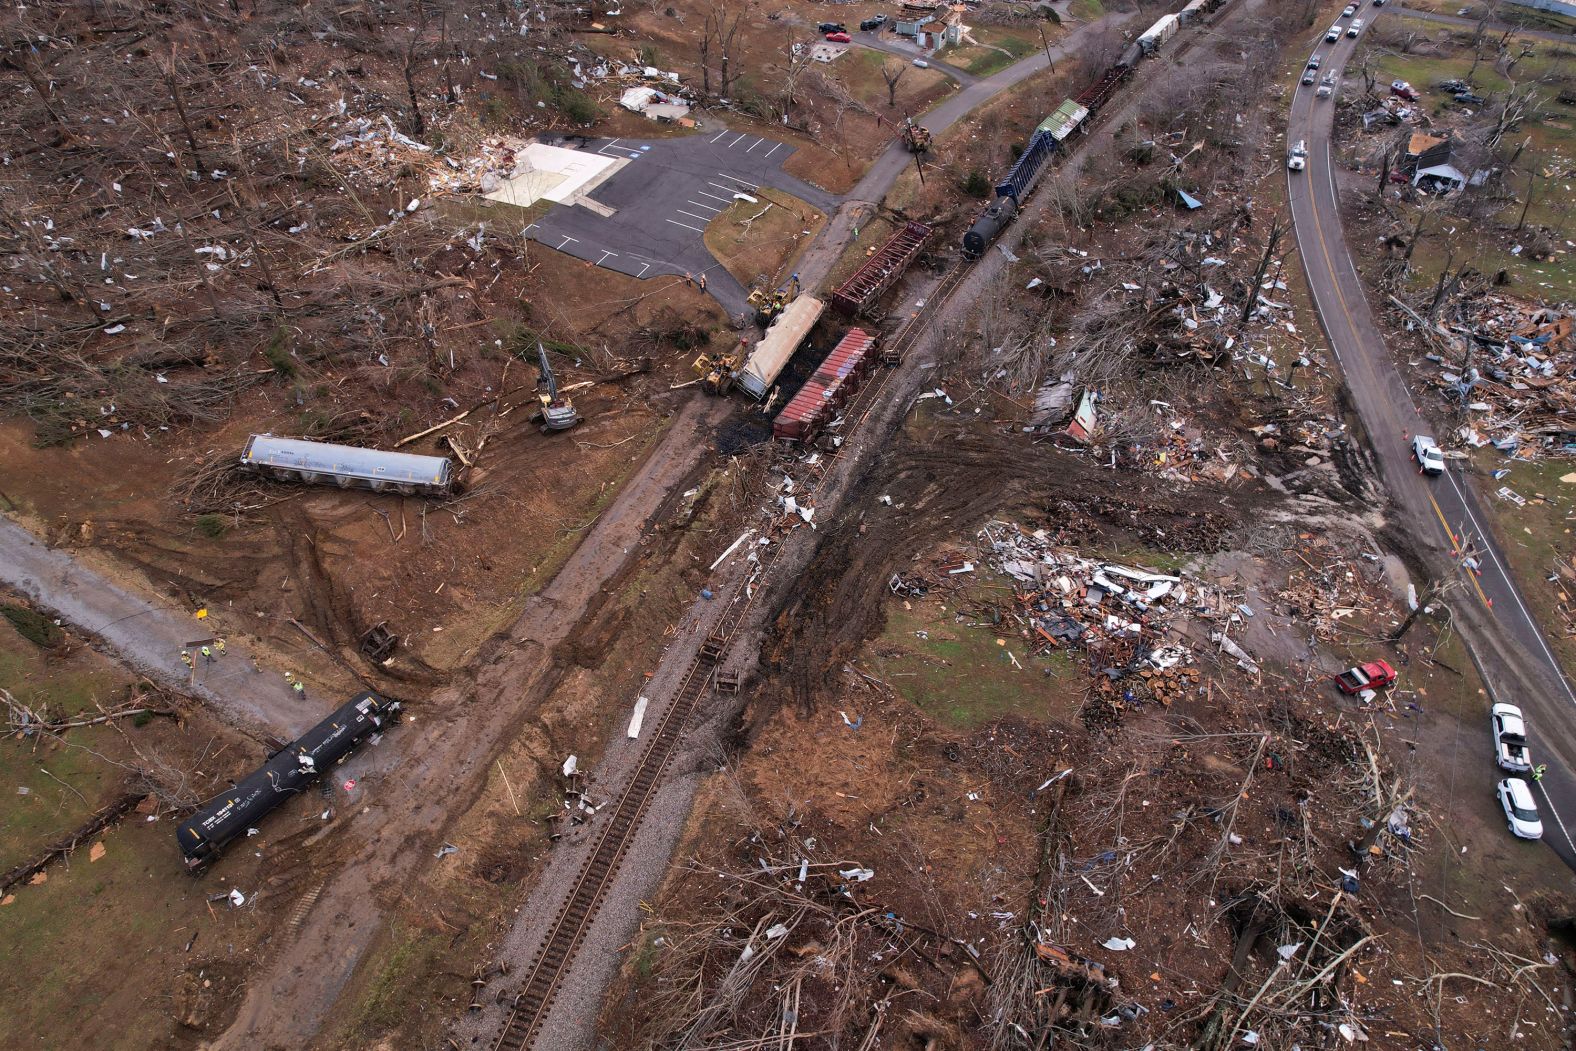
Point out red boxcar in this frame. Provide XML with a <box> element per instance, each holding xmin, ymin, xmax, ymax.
<box><xmin>772</xmin><ymin>328</ymin><xmax>877</xmax><ymax>443</ymax></box>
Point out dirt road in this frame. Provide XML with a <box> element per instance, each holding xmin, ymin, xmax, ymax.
<box><xmin>0</xmin><ymin>516</ymin><xmax>322</xmax><ymax>738</ymax></box>
<box><xmin>206</xmin><ymin>393</ymin><xmax>731</xmax><ymax>1050</ymax></box>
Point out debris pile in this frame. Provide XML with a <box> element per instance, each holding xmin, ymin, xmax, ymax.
<box><xmin>1419</xmin><ymin>298</ymin><xmax>1575</xmax><ymax>458</ymax></box>
<box><xmin>976</xmin><ymin>521</ymin><xmax>1251</xmax><ymax>711</ymax></box>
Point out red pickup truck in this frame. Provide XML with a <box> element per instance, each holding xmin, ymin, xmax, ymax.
<box><xmin>1333</xmin><ymin>660</ymin><xmax>1397</xmax><ymax>695</ymax></box>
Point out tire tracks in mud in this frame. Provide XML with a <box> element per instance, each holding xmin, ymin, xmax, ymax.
<box><xmin>207</xmin><ymin>396</ymin><xmax>734</xmax><ymax>1051</ymax></box>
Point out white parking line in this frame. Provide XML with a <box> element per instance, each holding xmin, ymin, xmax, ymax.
<box><xmin>597</xmin><ymin>250</ymin><xmax>618</xmax><ymax>265</ymax></box>
<box><xmin>716</xmin><ymin>172</ymin><xmax>759</xmax><ymax>190</ymax></box>
<box><xmin>676</xmin><ymin>209</ymin><xmax>712</xmax><ymax>223</ymax></box>
<box><xmin>728</xmin><ymin>133</ymin><xmax>747</xmax><ymax>148</ymax></box>
<box><xmin>635</xmin><ymin>262</ymin><xmax>651</xmax><ymax>277</ymax></box>
<box><xmin>598</xmin><ymin>138</ymin><xmax>623</xmax><ymax>155</ymax></box>
<box><xmin>695</xmin><ymin>189</ymin><xmax>731</xmax><ymax>204</ymax></box>
<box><xmin>665</xmin><ymin>218</ymin><xmax>704</xmax><ymax>233</ymax></box>
<box><xmin>557</xmin><ymin>235</ymin><xmax>578</xmax><ymax>249</ymax></box>
<box><xmin>764</xmin><ymin>142</ymin><xmax>784</xmax><ymax>159</ymax></box>
<box><xmin>745</xmin><ymin>138</ymin><xmax>765</xmax><ymax>153</ymax></box>
<box><xmin>523</xmin><ymin>223</ymin><xmax>540</xmax><ymax>234</ymax></box>
<box><xmin>710</xmin><ymin>129</ymin><xmax>730</xmax><ymax>143</ymax></box>
<box><xmin>685</xmin><ymin>200</ymin><xmax>722</xmax><ymax>213</ymax></box>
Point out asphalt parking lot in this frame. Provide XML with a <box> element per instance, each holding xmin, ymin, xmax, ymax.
<box><xmin>520</xmin><ymin>128</ymin><xmax>839</xmax><ymax>315</ymax></box>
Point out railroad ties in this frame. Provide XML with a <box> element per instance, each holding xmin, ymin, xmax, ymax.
<box><xmin>491</xmin><ymin>626</ymin><xmax>745</xmax><ymax>1050</ymax></box>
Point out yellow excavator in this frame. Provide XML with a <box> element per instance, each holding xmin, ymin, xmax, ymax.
<box><xmin>747</xmin><ymin>272</ymin><xmax>800</xmax><ymax>325</ymax></box>
<box><xmin>692</xmin><ymin>337</ymin><xmax>746</xmax><ymax>395</ymax></box>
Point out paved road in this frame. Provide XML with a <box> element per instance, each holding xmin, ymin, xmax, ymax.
<box><xmin>793</xmin><ymin>10</ymin><xmax>1136</xmax><ymax>294</ymax></box>
<box><xmin>1287</xmin><ymin>11</ymin><xmax>1576</xmax><ymax>867</ymax></box>
<box><xmin>852</xmin><ymin>30</ymin><xmax>980</xmax><ymax>85</ymax></box>
<box><xmin>525</xmin><ymin>11</ymin><xmax>1133</xmax><ymax>316</ymax></box>
<box><xmin>0</xmin><ymin>516</ymin><xmax>322</xmax><ymax>738</ymax></box>
<box><xmin>523</xmin><ymin>131</ymin><xmax>839</xmax><ymax>315</ymax></box>
<box><xmin>1393</xmin><ymin>2</ymin><xmax>1574</xmax><ymax>42</ymax></box>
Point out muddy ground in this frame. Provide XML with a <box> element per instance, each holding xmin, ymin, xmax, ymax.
<box><xmin>602</xmin><ymin>414</ymin><xmax>1576</xmax><ymax>1049</ymax></box>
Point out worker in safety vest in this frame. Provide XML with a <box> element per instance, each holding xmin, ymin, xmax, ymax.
<box><xmin>201</xmin><ymin>645</ymin><xmax>214</xmax><ymax>665</ymax></box>
<box><xmin>179</xmin><ymin>650</ymin><xmax>193</xmax><ymax>668</ymax></box>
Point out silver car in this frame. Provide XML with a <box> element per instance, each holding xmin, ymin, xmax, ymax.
<box><xmin>1492</xmin><ymin>703</ymin><xmax>1533</xmax><ymax>773</ymax></box>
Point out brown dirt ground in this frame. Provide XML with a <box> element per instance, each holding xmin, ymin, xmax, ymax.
<box><xmin>598</xmin><ymin>421</ymin><xmax>1576</xmax><ymax>1048</ymax></box>
<box><xmin>582</xmin><ymin>1</ymin><xmax>972</xmax><ymax>195</ymax></box>
<box><xmin>0</xmin><ymin>244</ymin><xmax>732</xmax><ymax>680</ymax></box>
<box><xmin>317</xmin><ymin>452</ymin><xmax>771</xmax><ymax>1048</ymax></box>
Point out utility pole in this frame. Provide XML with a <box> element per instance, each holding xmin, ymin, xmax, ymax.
<box><xmin>1038</xmin><ymin>25</ymin><xmax>1055</xmax><ymax>71</ymax></box>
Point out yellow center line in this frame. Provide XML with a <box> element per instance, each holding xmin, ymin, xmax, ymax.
<box><xmin>1298</xmin><ymin>90</ymin><xmax>1495</xmax><ymax>612</ymax></box>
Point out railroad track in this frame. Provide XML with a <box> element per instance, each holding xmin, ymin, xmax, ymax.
<box><xmin>491</xmin><ymin>640</ymin><xmax>722</xmax><ymax>1050</ymax></box>
<box><xmin>485</xmin><ymin>10</ymin><xmax>1251</xmax><ymax>1044</ymax></box>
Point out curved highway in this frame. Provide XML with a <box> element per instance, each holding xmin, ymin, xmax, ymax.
<box><xmin>1286</xmin><ymin>5</ymin><xmax>1576</xmax><ymax>866</ymax></box>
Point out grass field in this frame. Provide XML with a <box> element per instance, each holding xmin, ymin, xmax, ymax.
<box><xmin>870</xmin><ymin>596</ymin><xmax>1080</xmax><ymax>729</ymax></box>
<box><xmin>1361</xmin><ymin>18</ymin><xmax>1576</xmax><ymax>299</ymax></box>
<box><xmin>703</xmin><ymin>189</ymin><xmax>826</xmax><ymax>289</ymax></box>
<box><xmin>939</xmin><ymin>25</ymin><xmax>1043</xmax><ymax>76</ymax></box>
<box><xmin>1466</xmin><ymin>451</ymin><xmax>1576</xmax><ymax>681</ymax></box>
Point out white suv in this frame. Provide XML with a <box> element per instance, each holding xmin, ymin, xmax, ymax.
<box><xmin>1497</xmin><ymin>778</ymin><xmax>1543</xmax><ymax>840</ymax></box>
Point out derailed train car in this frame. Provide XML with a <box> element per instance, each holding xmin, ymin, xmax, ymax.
<box><xmin>962</xmin><ymin>99</ymin><xmax>1088</xmax><ymax>258</ymax></box>
<box><xmin>960</xmin><ymin>0</ymin><xmax>1227</xmax><ymax>258</ymax></box>
<box><xmin>240</xmin><ymin>434</ymin><xmax>456</xmax><ymax>498</ymax></box>
<box><xmin>176</xmin><ymin>691</ymin><xmax>400</xmax><ymax>869</ymax></box>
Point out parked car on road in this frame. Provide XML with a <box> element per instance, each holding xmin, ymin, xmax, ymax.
<box><xmin>1302</xmin><ymin>68</ymin><xmax>1317</xmax><ymax>85</ymax></box>
<box><xmin>1492</xmin><ymin>703</ymin><xmax>1534</xmax><ymax>773</ymax></box>
<box><xmin>1334</xmin><ymin>660</ymin><xmax>1397</xmax><ymax>695</ymax></box>
<box><xmin>1326</xmin><ymin>24</ymin><xmax>1342</xmax><ymax>41</ymax></box>
<box><xmin>1497</xmin><ymin>777</ymin><xmax>1543</xmax><ymax>840</ymax></box>
<box><xmin>1317</xmin><ymin>71</ymin><xmax>1336</xmax><ymax>98</ymax></box>
<box><xmin>859</xmin><ymin>14</ymin><xmax>887</xmax><ymax>30</ymax></box>
<box><xmin>818</xmin><ymin>21</ymin><xmax>846</xmax><ymax>33</ymax></box>
<box><xmin>1347</xmin><ymin>18</ymin><xmax>1364</xmax><ymax>36</ymax></box>
<box><xmin>1411</xmin><ymin>434</ymin><xmax>1445</xmax><ymax>475</ymax></box>
<box><xmin>824</xmin><ymin>30</ymin><xmax>851</xmax><ymax>42</ymax></box>
<box><xmin>1342</xmin><ymin>3</ymin><xmax>1357</xmax><ymax>15</ymax></box>
<box><xmin>1287</xmin><ymin>139</ymin><xmax>1308</xmax><ymax>170</ymax></box>
<box><xmin>1308</xmin><ymin>54</ymin><xmax>1322</xmax><ymax>69</ymax></box>
<box><xmin>913</xmin><ymin>58</ymin><xmax>929</xmax><ymax>68</ymax></box>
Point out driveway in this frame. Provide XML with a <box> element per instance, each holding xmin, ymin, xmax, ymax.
<box><xmin>852</xmin><ymin>30</ymin><xmax>979</xmax><ymax>85</ymax></box>
<box><xmin>1394</xmin><ymin>2</ymin><xmax>1574</xmax><ymax>42</ymax></box>
<box><xmin>1286</xmin><ymin>10</ymin><xmax>1576</xmax><ymax>867</ymax></box>
<box><xmin>523</xmin><ymin>130</ymin><xmax>839</xmax><ymax>316</ymax></box>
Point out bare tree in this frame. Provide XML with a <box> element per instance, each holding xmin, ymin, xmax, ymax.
<box><xmin>880</xmin><ymin>60</ymin><xmax>906</xmax><ymax>107</ymax></box>
<box><xmin>703</xmin><ymin>1</ymin><xmax>745</xmax><ymax>98</ymax></box>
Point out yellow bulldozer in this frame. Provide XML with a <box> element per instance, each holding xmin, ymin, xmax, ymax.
<box><xmin>692</xmin><ymin>340</ymin><xmax>745</xmax><ymax>395</ymax></box>
<box><xmin>747</xmin><ymin>272</ymin><xmax>800</xmax><ymax>325</ymax></box>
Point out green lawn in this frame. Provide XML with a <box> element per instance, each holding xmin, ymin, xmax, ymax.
<box><xmin>939</xmin><ymin>26</ymin><xmax>1042</xmax><ymax>76</ymax></box>
<box><xmin>869</xmin><ymin>597</ymin><xmax>1080</xmax><ymax>729</ymax></box>
<box><xmin>1466</xmin><ymin>452</ymin><xmax>1576</xmax><ymax>683</ymax></box>
<box><xmin>0</xmin><ymin>625</ymin><xmax>132</xmax><ymax>870</ymax></box>
<box><xmin>1364</xmin><ymin>25</ymin><xmax>1576</xmax><ymax>299</ymax></box>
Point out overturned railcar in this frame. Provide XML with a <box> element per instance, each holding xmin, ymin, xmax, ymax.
<box><xmin>176</xmin><ymin>691</ymin><xmax>400</xmax><ymax>869</ymax></box>
<box><xmin>240</xmin><ymin>434</ymin><xmax>455</xmax><ymax>497</ymax></box>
